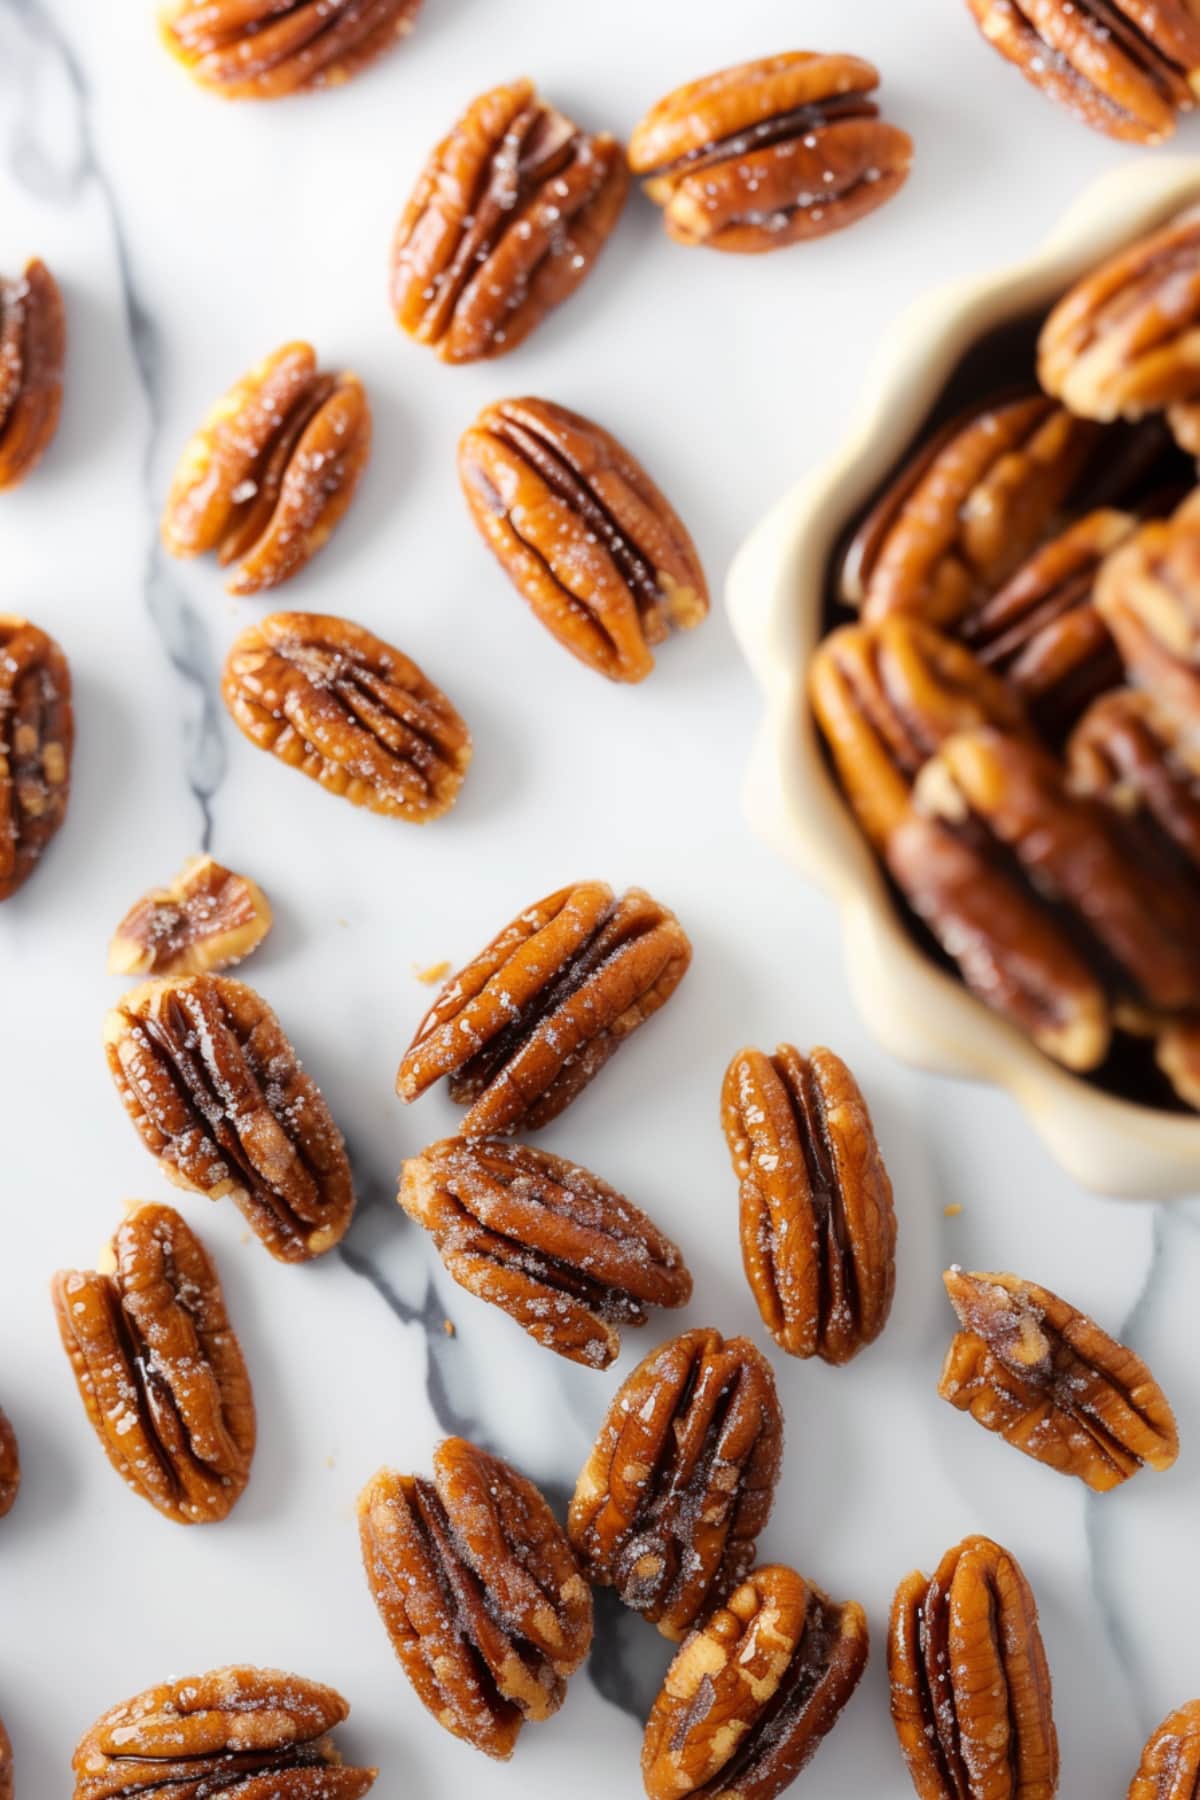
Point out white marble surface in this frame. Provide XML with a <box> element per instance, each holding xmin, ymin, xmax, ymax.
<box><xmin>2</xmin><ymin>2</ymin><xmax>1199</xmax><ymax>1794</ymax></box>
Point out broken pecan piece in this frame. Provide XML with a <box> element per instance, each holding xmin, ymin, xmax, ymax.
<box><xmin>222</xmin><ymin>611</ymin><xmax>471</xmax><ymax>821</ymax></box>
<box><xmin>1128</xmin><ymin>1700</ymin><xmax>1200</xmax><ymax>1799</ymax></box>
<box><xmin>161</xmin><ymin>341</ymin><xmax>370</xmax><ymax>593</ymax></box>
<box><xmin>722</xmin><ymin>1044</ymin><xmax>896</xmax><ymax>1364</ymax></box>
<box><xmin>939</xmin><ymin>1267</ymin><xmax>1179</xmax><ymax>1490</ymax></box>
<box><xmin>0</xmin><ymin>1407</ymin><xmax>17</xmax><ymax>1519</ymax></box>
<box><xmin>0</xmin><ymin>257</ymin><xmax>65</xmax><ymax>488</ymax></box>
<box><xmin>52</xmin><ymin>1201</ymin><xmax>255</xmax><ymax>1524</ymax></box>
<box><xmin>628</xmin><ymin>51</ymin><xmax>912</xmax><ymax>253</ymax></box>
<box><xmin>643</xmin><ymin>1564</ymin><xmax>869</xmax><ymax>1800</ymax></box>
<box><xmin>358</xmin><ymin>1437</ymin><xmax>592</xmax><ymax>1759</ymax></box>
<box><xmin>108</xmin><ymin>854</ymin><xmax>272</xmax><ymax>977</ymax></box>
<box><xmin>104</xmin><ymin>972</ymin><xmax>354</xmax><ymax>1262</ymax></box>
<box><xmin>889</xmin><ymin>1534</ymin><xmax>1058</xmax><ymax>1800</ymax></box>
<box><xmin>568</xmin><ymin>1326</ymin><xmax>783</xmax><ymax>1640</ymax></box>
<box><xmin>459</xmin><ymin>396</ymin><xmax>708</xmax><ymax>682</ymax></box>
<box><xmin>160</xmin><ymin>0</ymin><xmax>421</xmax><ymax>99</ymax></box>
<box><xmin>72</xmin><ymin>1666</ymin><xmax>375</xmax><ymax>1798</ymax></box>
<box><xmin>0</xmin><ymin>615</ymin><xmax>73</xmax><ymax>902</ymax></box>
<box><xmin>399</xmin><ymin>1136</ymin><xmax>692</xmax><ymax>1368</ymax></box>
<box><xmin>397</xmin><ymin>880</ymin><xmax>692</xmax><ymax>1134</ymax></box>
<box><xmin>1095</xmin><ymin>496</ymin><xmax>1200</xmax><ymax>720</ymax></box>
<box><xmin>391</xmin><ymin>79</ymin><xmax>628</xmax><ymax>364</ymax></box>
<box><xmin>842</xmin><ymin>394</ymin><xmax>1100</xmax><ymax>627</ymax></box>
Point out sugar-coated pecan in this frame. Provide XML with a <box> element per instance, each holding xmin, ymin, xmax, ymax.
<box><xmin>104</xmin><ymin>973</ymin><xmax>354</xmax><ymax>1262</ymax></box>
<box><xmin>938</xmin><ymin>1267</ymin><xmax>1179</xmax><ymax>1490</ymax></box>
<box><xmin>399</xmin><ymin>1136</ymin><xmax>692</xmax><ymax>1368</ymax></box>
<box><xmin>889</xmin><ymin>1534</ymin><xmax>1058</xmax><ymax>1800</ymax></box>
<box><xmin>52</xmin><ymin>1201</ymin><xmax>255</xmax><ymax>1524</ymax></box>
<box><xmin>0</xmin><ymin>1407</ymin><xmax>17</xmax><ymax>1519</ymax></box>
<box><xmin>397</xmin><ymin>880</ymin><xmax>692</xmax><ymax>1134</ymax></box>
<box><xmin>72</xmin><ymin>1666</ymin><xmax>375</xmax><ymax>1798</ymax></box>
<box><xmin>627</xmin><ymin>52</ymin><xmax>911</xmax><ymax>254</ymax></box>
<box><xmin>160</xmin><ymin>0</ymin><xmax>421</xmax><ymax>98</ymax></box>
<box><xmin>391</xmin><ymin>80</ymin><xmax>628</xmax><ymax>364</ymax></box>
<box><xmin>722</xmin><ymin>1044</ymin><xmax>896</xmax><ymax>1364</ymax></box>
<box><xmin>222</xmin><ymin>611</ymin><xmax>471</xmax><ymax>822</ymax></box>
<box><xmin>358</xmin><ymin>1438</ymin><xmax>592</xmax><ymax>1760</ymax></box>
<box><xmin>108</xmin><ymin>854</ymin><xmax>272</xmax><ymax>978</ymax></box>
<box><xmin>459</xmin><ymin>396</ymin><xmax>708</xmax><ymax>683</ymax></box>
<box><xmin>1095</xmin><ymin>496</ymin><xmax>1200</xmax><ymax>720</ymax></box>
<box><xmin>843</xmin><ymin>395</ymin><xmax>1098</xmax><ymax>626</ymax></box>
<box><xmin>161</xmin><ymin>341</ymin><xmax>370</xmax><ymax>593</ymax></box>
<box><xmin>1128</xmin><ymin>1700</ymin><xmax>1200</xmax><ymax>1799</ymax></box>
<box><xmin>568</xmin><ymin>1326</ymin><xmax>783</xmax><ymax>1640</ymax></box>
<box><xmin>1069</xmin><ymin>688</ymin><xmax>1200</xmax><ymax>874</ymax></box>
<box><xmin>0</xmin><ymin>257</ymin><xmax>65</xmax><ymax>488</ymax></box>
<box><xmin>643</xmin><ymin>1564</ymin><xmax>869</xmax><ymax>1800</ymax></box>
<box><xmin>0</xmin><ymin>615</ymin><xmax>73</xmax><ymax>903</ymax></box>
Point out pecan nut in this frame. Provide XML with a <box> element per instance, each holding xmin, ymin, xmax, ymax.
<box><xmin>358</xmin><ymin>1437</ymin><xmax>592</xmax><ymax>1759</ymax></box>
<box><xmin>72</xmin><ymin>1666</ymin><xmax>376</xmax><ymax>1798</ymax></box>
<box><xmin>0</xmin><ymin>1407</ymin><xmax>17</xmax><ymax>1519</ymax></box>
<box><xmin>0</xmin><ymin>615</ymin><xmax>73</xmax><ymax>902</ymax></box>
<box><xmin>722</xmin><ymin>1043</ymin><xmax>896</xmax><ymax>1364</ymax></box>
<box><xmin>161</xmin><ymin>341</ymin><xmax>370</xmax><ymax>593</ymax></box>
<box><xmin>1128</xmin><ymin>1701</ymin><xmax>1200</xmax><ymax>1799</ymax></box>
<box><xmin>938</xmin><ymin>1267</ymin><xmax>1179</xmax><ymax>1490</ymax></box>
<box><xmin>889</xmin><ymin>1534</ymin><xmax>1058</xmax><ymax>1800</ymax></box>
<box><xmin>1156</xmin><ymin>1016</ymin><xmax>1200</xmax><ymax>1108</ymax></box>
<box><xmin>0</xmin><ymin>257</ymin><xmax>65</xmax><ymax>489</ymax></box>
<box><xmin>643</xmin><ymin>1564</ymin><xmax>869</xmax><ymax>1800</ymax></box>
<box><xmin>160</xmin><ymin>0</ymin><xmax>421</xmax><ymax>99</ymax></box>
<box><xmin>1095</xmin><ymin>497</ymin><xmax>1200</xmax><ymax>721</ymax></box>
<box><xmin>1069</xmin><ymin>687</ymin><xmax>1200</xmax><ymax>875</ymax></box>
<box><xmin>108</xmin><ymin>854</ymin><xmax>272</xmax><ymax>978</ymax></box>
<box><xmin>841</xmin><ymin>394</ymin><xmax>1100</xmax><ymax>627</ymax></box>
<box><xmin>628</xmin><ymin>51</ymin><xmax>911</xmax><ymax>253</ymax></box>
<box><xmin>52</xmin><ymin>1201</ymin><xmax>255</xmax><ymax>1524</ymax></box>
<box><xmin>104</xmin><ymin>973</ymin><xmax>354</xmax><ymax>1262</ymax></box>
<box><xmin>222</xmin><ymin>611</ymin><xmax>471</xmax><ymax>821</ymax></box>
<box><xmin>396</xmin><ymin>880</ymin><xmax>692</xmax><ymax>1134</ymax></box>
<box><xmin>458</xmin><ymin>396</ymin><xmax>709</xmax><ymax>683</ymax></box>
<box><xmin>399</xmin><ymin>1136</ymin><xmax>692</xmax><ymax>1368</ymax></box>
<box><xmin>568</xmin><ymin>1326</ymin><xmax>783</xmax><ymax>1640</ymax></box>
<box><xmin>391</xmin><ymin>80</ymin><xmax>628</xmax><ymax>364</ymax></box>
<box><xmin>0</xmin><ymin>1716</ymin><xmax>8</xmax><ymax>1800</ymax></box>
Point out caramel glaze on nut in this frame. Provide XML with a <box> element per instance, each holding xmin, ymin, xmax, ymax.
<box><xmin>1128</xmin><ymin>1700</ymin><xmax>1200</xmax><ymax>1800</ymax></box>
<box><xmin>628</xmin><ymin>51</ymin><xmax>912</xmax><ymax>254</ymax></box>
<box><xmin>108</xmin><ymin>854</ymin><xmax>273</xmax><ymax>978</ymax></box>
<box><xmin>0</xmin><ymin>257</ymin><xmax>65</xmax><ymax>489</ymax></box>
<box><xmin>0</xmin><ymin>1408</ymin><xmax>18</xmax><ymax>1520</ymax></box>
<box><xmin>1095</xmin><ymin>495</ymin><xmax>1200</xmax><ymax>723</ymax></box>
<box><xmin>160</xmin><ymin>0</ymin><xmax>422</xmax><ymax>100</ymax></box>
<box><xmin>0</xmin><ymin>615</ymin><xmax>74</xmax><ymax>903</ymax></box>
<box><xmin>1069</xmin><ymin>687</ymin><xmax>1200</xmax><ymax>876</ymax></box>
<box><xmin>642</xmin><ymin>1564</ymin><xmax>870</xmax><ymax>1800</ymax></box>
<box><xmin>459</xmin><ymin>396</ymin><xmax>709</xmax><ymax>683</ymax></box>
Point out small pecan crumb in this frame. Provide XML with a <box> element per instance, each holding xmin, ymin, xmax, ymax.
<box><xmin>108</xmin><ymin>854</ymin><xmax>272</xmax><ymax>978</ymax></box>
<box><xmin>413</xmin><ymin>959</ymin><xmax>451</xmax><ymax>985</ymax></box>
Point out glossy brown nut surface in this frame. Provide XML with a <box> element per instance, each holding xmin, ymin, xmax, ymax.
<box><xmin>0</xmin><ymin>615</ymin><xmax>73</xmax><ymax>903</ymax></box>
<box><xmin>108</xmin><ymin>854</ymin><xmax>272</xmax><ymax>978</ymax></box>
<box><xmin>1069</xmin><ymin>687</ymin><xmax>1200</xmax><ymax>873</ymax></box>
<box><xmin>459</xmin><ymin>396</ymin><xmax>708</xmax><ymax>682</ymax></box>
<box><xmin>397</xmin><ymin>880</ymin><xmax>692</xmax><ymax>1134</ymax></box>
<box><xmin>160</xmin><ymin>0</ymin><xmax>421</xmax><ymax>99</ymax></box>
<box><xmin>939</xmin><ymin>1267</ymin><xmax>1179</xmax><ymax>1491</ymax></box>
<box><xmin>161</xmin><ymin>341</ymin><xmax>370</xmax><ymax>592</ymax></box>
<box><xmin>399</xmin><ymin>1137</ymin><xmax>692</xmax><ymax>1369</ymax></box>
<box><xmin>722</xmin><ymin>1044</ymin><xmax>896</xmax><ymax>1363</ymax></box>
<box><xmin>72</xmin><ymin>1666</ymin><xmax>375</xmax><ymax>1798</ymax></box>
<box><xmin>1095</xmin><ymin>498</ymin><xmax>1200</xmax><ymax>721</ymax></box>
<box><xmin>569</xmin><ymin>1326</ymin><xmax>782</xmax><ymax>1640</ymax></box>
<box><xmin>0</xmin><ymin>1407</ymin><xmax>17</xmax><ymax>1519</ymax></box>
<box><xmin>0</xmin><ymin>257</ymin><xmax>65</xmax><ymax>488</ymax></box>
<box><xmin>53</xmin><ymin>1202</ymin><xmax>255</xmax><ymax>1524</ymax></box>
<box><xmin>391</xmin><ymin>79</ymin><xmax>628</xmax><ymax>364</ymax></box>
<box><xmin>642</xmin><ymin>1564</ymin><xmax>869</xmax><ymax>1800</ymax></box>
<box><xmin>0</xmin><ymin>1716</ymin><xmax>8</xmax><ymax>1800</ymax></box>
<box><xmin>1129</xmin><ymin>1700</ymin><xmax>1200</xmax><ymax>1799</ymax></box>
<box><xmin>889</xmin><ymin>1534</ymin><xmax>1058</xmax><ymax>1800</ymax></box>
<box><xmin>104</xmin><ymin>973</ymin><xmax>354</xmax><ymax>1262</ymax></box>
<box><xmin>358</xmin><ymin>1438</ymin><xmax>592</xmax><ymax>1760</ymax></box>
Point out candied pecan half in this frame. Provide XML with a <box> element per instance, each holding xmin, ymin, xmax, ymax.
<box><xmin>397</xmin><ymin>880</ymin><xmax>692</xmax><ymax>1134</ymax></box>
<box><xmin>399</xmin><ymin>1136</ymin><xmax>692</xmax><ymax>1368</ymax></box>
<box><xmin>889</xmin><ymin>1534</ymin><xmax>1058</xmax><ymax>1800</ymax></box>
<box><xmin>569</xmin><ymin>1326</ymin><xmax>782</xmax><ymax>1640</ymax></box>
<box><xmin>0</xmin><ymin>257</ymin><xmax>65</xmax><ymax>488</ymax></box>
<box><xmin>104</xmin><ymin>973</ymin><xmax>354</xmax><ymax>1262</ymax></box>
<box><xmin>722</xmin><ymin>1043</ymin><xmax>896</xmax><ymax>1364</ymax></box>
<box><xmin>938</xmin><ymin>1267</ymin><xmax>1179</xmax><ymax>1490</ymax></box>
<box><xmin>0</xmin><ymin>1407</ymin><xmax>17</xmax><ymax>1519</ymax></box>
<box><xmin>643</xmin><ymin>1564</ymin><xmax>868</xmax><ymax>1800</ymax></box>
<box><xmin>161</xmin><ymin>0</ymin><xmax>421</xmax><ymax>99</ymax></box>
<box><xmin>0</xmin><ymin>615</ymin><xmax>73</xmax><ymax>902</ymax></box>
<box><xmin>72</xmin><ymin>1666</ymin><xmax>375</xmax><ymax>1799</ymax></box>
<box><xmin>1095</xmin><ymin>497</ymin><xmax>1200</xmax><ymax>720</ymax></box>
<box><xmin>108</xmin><ymin>854</ymin><xmax>272</xmax><ymax>978</ymax></box>
<box><xmin>628</xmin><ymin>51</ymin><xmax>911</xmax><ymax>254</ymax></box>
<box><xmin>842</xmin><ymin>395</ymin><xmax>1100</xmax><ymax>627</ymax></box>
<box><xmin>161</xmin><ymin>341</ymin><xmax>370</xmax><ymax>593</ymax></box>
<box><xmin>1129</xmin><ymin>1700</ymin><xmax>1200</xmax><ymax>1799</ymax></box>
<box><xmin>358</xmin><ymin>1437</ymin><xmax>592</xmax><ymax>1760</ymax></box>
<box><xmin>459</xmin><ymin>396</ymin><xmax>708</xmax><ymax>683</ymax></box>
<box><xmin>1069</xmin><ymin>687</ymin><xmax>1200</xmax><ymax>873</ymax></box>
<box><xmin>223</xmin><ymin>611</ymin><xmax>471</xmax><ymax>821</ymax></box>
<box><xmin>391</xmin><ymin>79</ymin><xmax>628</xmax><ymax>364</ymax></box>
<box><xmin>53</xmin><ymin>1201</ymin><xmax>255</xmax><ymax>1524</ymax></box>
